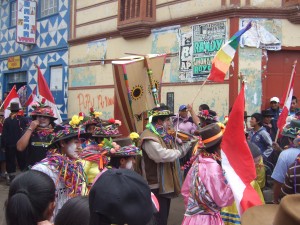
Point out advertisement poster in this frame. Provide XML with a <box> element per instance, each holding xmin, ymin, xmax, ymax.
<box><xmin>192</xmin><ymin>20</ymin><xmax>227</xmax><ymax>79</ymax></box>
<box><xmin>16</xmin><ymin>0</ymin><xmax>37</xmax><ymax>44</ymax></box>
<box><xmin>179</xmin><ymin>32</ymin><xmax>193</xmax><ymax>80</ymax></box>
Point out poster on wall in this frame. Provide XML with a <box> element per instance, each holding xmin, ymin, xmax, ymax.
<box><xmin>240</xmin><ymin>19</ymin><xmax>281</xmax><ymax>51</ymax></box>
<box><xmin>192</xmin><ymin>20</ymin><xmax>227</xmax><ymax>79</ymax></box>
<box><xmin>16</xmin><ymin>0</ymin><xmax>37</xmax><ymax>44</ymax></box>
<box><xmin>179</xmin><ymin>32</ymin><xmax>193</xmax><ymax>80</ymax></box>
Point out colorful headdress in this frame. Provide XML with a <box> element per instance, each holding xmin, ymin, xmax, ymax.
<box><xmin>48</xmin><ymin>114</ymin><xmax>91</xmax><ymax>148</ymax></box>
<box><xmin>282</xmin><ymin>119</ymin><xmax>300</xmax><ymax>139</ymax></box>
<box><xmin>82</xmin><ymin>108</ymin><xmax>102</xmax><ymax>126</ymax></box>
<box><xmin>148</xmin><ymin>105</ymin><xmax>175</xmax><ymax>123</ymax></box>
<box><xmin>31</xmin><ymin>98</ymin><xmax>57</xmax><ymax>120</ymax></box>
<box><xmin>198</xmin><ymin>109</ymin><xmax>218</xmax><ymax>123</ymax></box>
<box><xmin>104</xmin><ymin>137</ymin><xmax>142</xmax><ymax>157</ymax></box>
<box><xmin>93</xmin><ymin>118</ymin><xmax>122</xmax><ymax>137</ymax></box>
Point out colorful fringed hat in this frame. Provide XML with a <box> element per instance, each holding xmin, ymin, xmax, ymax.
<box><xmin>198</xmin><ymin>109</ymin><xmax>218</xmax><ymax>123</ymax></box>
<box><xmin>82</xmin><ymin>107</ymin><xmax>102</xmax><ymax>126</ymax></box>
<box><xmin>48</xmin><ymin>114</ymin><xmax>91</xmax><ymax>148</ymax></box>
<box><xmin>30</xmin><ymin>98</ymin><xmax>57</xmax><ymax>120</ymax></box>
<box><xmin>93</xmin><ymin>118</ymin><xmax>122</xmax><ymax>138</ymax></box>
<box><xmin>104</xmin><ymin>137</ymin><xmax>141</xmax><ymax>157</ymax></box>
<box><xmin>147</xmin><ymin>104</ymin><xmax>175</xmax><ymax>123</ymax></box>
<box><xmin>282</xmin><ymin>119</ymin><xmax>300</xmax><ymax>138</ymax></box>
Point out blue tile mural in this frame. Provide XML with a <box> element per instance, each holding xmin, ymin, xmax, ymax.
<box><xmin>0</xmin><ymin>0</ymin><xmax>69</xmax><ymax>119</ymax></box>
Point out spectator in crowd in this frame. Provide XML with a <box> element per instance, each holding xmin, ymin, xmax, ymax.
<box><xmin>280</xmin><ymin>152</ymin><xmax>300</xmax><ymax>197</ymax></box>
<box><xmin>261</xmin><ymin>109</ymin><xmax>275</xmax><ymax>141</ymax></box>
<box><xmin>55</xmin><ymin>196</ymin><xmax>89</xmax><ymax>225</ymax></box>
<box><xmin>267</xmin><ymin>96</ymin><xmax>282</xmax><ymax>139</ymax></box>
<box><xmin>199</xmin><ymin>103</ymin><xmax>210</xmax><ymax>111</ymax></box>
<box><xmin>289</xmin><ymin>96</ymin><xmax>300</xmax><ymax>116</ymax></box>
<box><xmin>89</xmin><ymin>169</ymin><xmax>156</xmax><ymax>225</ymax></box>
<box><xmin>271</xmin><ymin>121</ymin><xmax>300</xmax><ymax>203</ymax></box>
<box><xmin>2</xmin><ymin>102</ymin><xmax>28</xmax><ymax>184</ymax></box>
<box><xmin>172</xmin><ymin>105</ymin><xmax>197</xmax><ymax>135</ymax></box>
<box><xmin>0</xmin><ymin>112</ymin><xmax>8</xmax><ymax>182</ymax></box>
<box><xmin>5</xmin><ymin>170</ymin><xmax>55</xmax><ymax>225</ymax></box>
<box><xmin>248</xmin><ymin>113</ymin><xmax>274</xmax><ymax>162</ymax></box>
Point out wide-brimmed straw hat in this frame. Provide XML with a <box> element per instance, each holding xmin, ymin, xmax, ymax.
<box><xmin>198</xmin><ymin>123</ymin><xmax>223</xmax><ymax>148</ymax></box>
<box><xmin>241</xmin><ymin>194</ymin><xmax>300</xmax><ymax>225</ymax></box>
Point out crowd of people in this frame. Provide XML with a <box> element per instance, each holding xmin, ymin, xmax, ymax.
<box><xmin>1</xmin><ymin>95</ymin><xmax>300</xmax><ymax>225</ymax></box>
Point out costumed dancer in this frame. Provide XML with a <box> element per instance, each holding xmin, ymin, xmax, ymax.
<box><xmin>32</xmin><ymin>115</ymin><xmax>89</xmax><ymax>219</ymax></box>
<box><xmin>80</xmin><ymin>117</ymin><xmax>122</xmax><ymax>188</ymax></box>
<box><xmin>17</xmin><ymin>99</ymin><xmax>59</xmax><ymax>167</ymax></box>
<box><xmin>137</xmin><ymin>105</ymin><xmax>195</xmax><ymax>225</ymax></box>
<box><xmin>181</xmin><ymin>123</ymin><xmax>234</xmax><ymax>225</ymax></box>
<box><xmin>91</xmin><ymin>135</ymin><xmax>142</xmax><ymax>186</ymax></box>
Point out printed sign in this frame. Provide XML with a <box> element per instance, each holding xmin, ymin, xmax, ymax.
<box><xmin>179</xmin><ymin>32</ymin><xmax>193</xmax><ymax>80</ymax></box>
<box><xmin>8</xmin><ymin>56</ymin><xmax>21</xmax><ymax>69</ymax></box>
<box><xmin>16</xmin><ymin>0</ymin><xmax>37</xmax><ymax>44</ymax></box>
<box><xmin>192</xmin><ymin>20</ymin><xmax>227</xmax><ymax>79</ymax></box>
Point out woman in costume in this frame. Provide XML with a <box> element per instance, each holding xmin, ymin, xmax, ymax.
<box><xmin>32</xmin><ymin>115</ymin><xmax>89</xmax><ymax>219</ymax></box>
<box><xmin>80</xmin><ymin>118</ymin><xmax>122</xmax><ymax>188</ymax></box>
<box><xmin>181</xmin><ymin>123</ymin><xmax>234</xmax><ymax>225</ymax></box>
<box><xmin>17</xmin><ymin>99</ymin><xmax>59</xmax><ymax>167</ymax></box>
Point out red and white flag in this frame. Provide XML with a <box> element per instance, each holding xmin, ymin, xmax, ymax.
<box><xmin>36</xmin><ymin>65</ymin><xmax>62</xmax><ymax>124</ymax></box>
<box><xmin>24</xmin><ymin>86</ymin><xmax>37</xmax><ymax>107</ymax></box>
<box><xmin>277</xmin><ymin>66</ymin><xmax>296</xmax><ymax>135</ymax></box>
<box><xmin>3</xmin><ymin>85</ymin><xmax>22</xmax><ymax>118</ymax></box>
<box><xmin>221</xmin><ymin>83</ymin><xmax>262</xmax><ymax>215</ymax></box>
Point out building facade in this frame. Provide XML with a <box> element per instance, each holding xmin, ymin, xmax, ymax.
<box><xmin>68</xmin><ymin>0</ymin><xmax>300</xmax><ymax>122</ymax></box>
<box><xmin>0</xmin><ymin>0</ymin><xmax>69</xmax><ymax>119</ymax></box>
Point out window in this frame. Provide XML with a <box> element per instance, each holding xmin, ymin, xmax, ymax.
<box><xmin>10</xmin><ymin>1</ymin><xmax>17</xmax><ymax>27</ymax></box>
<box><xmin>50</xmin><ymin>66</ymin><xmax>63</xmax><ymax>91</ymax></box>
<box><xmin>40</xmin><ymin>0</ymin><xmax>58</xmax><ymax>18</ymax></box>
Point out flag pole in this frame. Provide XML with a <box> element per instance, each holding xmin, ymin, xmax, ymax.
<box><xmin>191</xmin><ymin>78</ymin><xmax>208</xmax><ymax>105</ymax></box>
<box><xmin>34</xmin><ymin>62</ymin><xmax>40</xmax><ymax>99</ymax></box>
<box><xmin>274</xmin><ymin>60</ymin><xmax>297</xmax><ymax>142</ymax></box>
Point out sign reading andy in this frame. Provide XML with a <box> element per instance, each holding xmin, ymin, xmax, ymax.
<box><xmin>192</xmin><ymin>20</ymin><xmax>226</xmax><ymax>79</ymax></box>
<box><xmin>16</xmin><ymin>0</ymin><xmax>37</xmax><ymax>44</ymax></box>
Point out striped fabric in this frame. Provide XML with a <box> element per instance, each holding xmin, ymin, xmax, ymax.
<box><xmin>281</xmin><ymin>154</ymin><xmax>300</xmax><ymax>195</ymax></box>
<box><xmin>185</xmin><ymin>158</ymin><xmax>220</xmax><ymax>216</ymax></box>
<box><xmin>208</xmin><ymin>22</ymin><xmax>252</xmax><ymax>82</ymax></box>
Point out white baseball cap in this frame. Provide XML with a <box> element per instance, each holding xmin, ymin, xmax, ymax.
<box><xmin>270</xmin><ymin>97</ymin><xmax>280</xmax><ymax>103</ymax></box>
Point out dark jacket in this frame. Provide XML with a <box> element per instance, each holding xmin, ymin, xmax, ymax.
<box><xmin>2</xmin><ymin>114</ymin><xmax>27</xmax><ymax>148</ymax></box>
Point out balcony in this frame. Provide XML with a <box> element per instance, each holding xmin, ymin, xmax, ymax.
<box><xmin>117</xmin><ymin>0</ymin><xmax>156</xmax><ymax>39</ymax></box>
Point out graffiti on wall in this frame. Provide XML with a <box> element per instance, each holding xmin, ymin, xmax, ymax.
<box><xmin>69</xmin><ymin>90</ymin><xmax>114</xmax><ymax>119</ymax></box>
<box><xmin>191</xmin><ymin>20</ymin><xmax>227</xmax><ymax>79</ymax></box>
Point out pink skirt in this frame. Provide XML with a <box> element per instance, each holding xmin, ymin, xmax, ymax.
<box><xmin>182</xmin><ymin>213</ymin><xmax>224</xmax><ymax>225</ymax></box>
